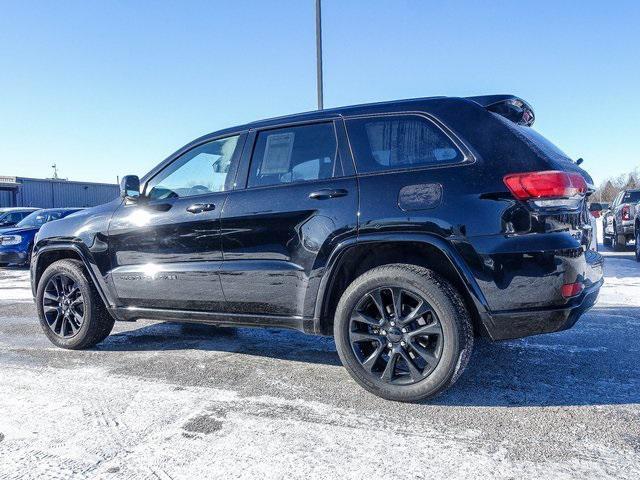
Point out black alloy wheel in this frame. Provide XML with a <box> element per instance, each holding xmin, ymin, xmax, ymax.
<box><xmin>334</xmin><ymin>264</ymin><xmax>473</xmax><ymax>402</ymax></box>
<box><xmin>349</xmin><ymin>286</ymin><xmax>443</xmax><ymax>384</ymax></box>
<box><xmin>42</xmin><ymin>273</ymin><xmax>85</xmax><ymax>338</ymax></box>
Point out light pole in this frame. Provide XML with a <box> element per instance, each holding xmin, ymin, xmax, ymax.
<box><xmin>315</xmin><ymin>0</ymin><xmax>323</xmax><ymax>110</ymax></box>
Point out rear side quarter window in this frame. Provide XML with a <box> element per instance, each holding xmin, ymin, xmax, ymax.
<box><xmin>346</xmin><ymin>114</ymin><xmax>465</xmax><ymax>174</ymax></box>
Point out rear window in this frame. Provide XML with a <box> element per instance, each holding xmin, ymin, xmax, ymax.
<box><xmin>493</xmin><ymin>113</ymin><xmax>570</xmax><ymax>162</ymax></box>
<box><xmin>622</xmin><ymin>191</ymin><xmax>640</xmax><ymax>203</ymax></box>
<box><xmin>345</xmin><ymin>115</ymin><xmax>463</xmax><ymax>174</ymax></box>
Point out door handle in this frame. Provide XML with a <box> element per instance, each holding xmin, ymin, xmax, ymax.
<box><xmin>186</xmin><ymin>203</ymin><xmax>216</xmax><ymax>214</ymax></box>
<box><xmin>308</xmin><ymin>189</ymin><xmax>348</xmax><ymax>200</ymax></box>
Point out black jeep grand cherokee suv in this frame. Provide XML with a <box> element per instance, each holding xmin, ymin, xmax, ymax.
<box><xmin>31</xmin><ymin>95</ymin><xmax>603</xmax><ymax>402</ymax></box>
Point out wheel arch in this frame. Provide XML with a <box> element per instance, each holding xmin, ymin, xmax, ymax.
<box><xmin>313</xmin><ymin>233</ymin><xmax>491</xmax><ymax>336</ymax></box>
<box><xmin>32</xmin><ymin>244</ymin><xmax>115</xmax><ymax>308</ymax></box>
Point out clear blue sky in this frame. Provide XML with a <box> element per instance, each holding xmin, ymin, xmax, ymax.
<box><xmin>1</xmin><ymin>1</ymin><xmax>638</xmax><ymax>185</ymax></box>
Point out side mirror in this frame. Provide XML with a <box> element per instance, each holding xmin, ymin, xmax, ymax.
<box><xmin>120</xmin><ymin>175</ymin><xmax>141</xmax><ymax>200</ymax></box>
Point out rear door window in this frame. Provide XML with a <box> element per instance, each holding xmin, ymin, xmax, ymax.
<box><xmin>345</xmin><ymin>114</ymin><xmax>463</xmax><ymax>174</ymax></box>
<box><xmin>248</xmin><ymin>122</ymin><xmax>341</xmax><ymax>188</ymax></box>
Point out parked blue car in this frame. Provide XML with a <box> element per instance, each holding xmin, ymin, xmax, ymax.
<box><xmin>0</xmin><ymin>207</ymin><xmax>41</xmax><ymax>227</ymax></box>
<box><xmin>0</xmin><ymin>208</ymin><xmax>83</xmax><ymax>266</ymax></box>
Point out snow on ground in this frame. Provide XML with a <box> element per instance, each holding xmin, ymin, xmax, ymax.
<box><xmin>594</xmin><ymin>217</ymin><xmax>640</xmax><ymax>308</ymax></box>
<box><xmin>0</xmin><ymin>366</ymin><xmax>582</xmax><ymax>480</ymax></box>
<box><xmin>0</xmin><ymin>268</ymin><xmax>31</xmax><ymax>302</ymax></box>
<box><xmin>598</xmin><ymin>256</ymin><xmax>640</xmax><ymax>307</ymax></box>
<box><xmin>0</xmin><ymin>223</ymin><xmax>639</xmax><ymax>479</ymax></box>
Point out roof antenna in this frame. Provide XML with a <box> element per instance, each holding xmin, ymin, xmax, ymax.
<box><xmin>576</xmin><ymin>158</ymin><xmax>584</xmax><ymax>165</ymax></box>
<box><xmin>51</xmin><ymin>164</ymin><xmax>60</xmax><ymax>179</ymax></box>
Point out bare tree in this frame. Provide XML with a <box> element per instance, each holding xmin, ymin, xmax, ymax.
<box><xmin>595</xmin><ymin>167</ymin><xmax>640</xmax><ymax>203</ymax></box>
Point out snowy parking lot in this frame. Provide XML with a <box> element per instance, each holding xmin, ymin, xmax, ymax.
<box><xmin>0</xmin><ymin>246</ymin><xmax>639</xmax><ymax>479</ymax></box>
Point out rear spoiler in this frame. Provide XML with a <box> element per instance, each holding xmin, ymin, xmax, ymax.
<box><xmin>466</xmin><ymin>95</ymin><xmax>535</xmax><ymax>127</ymax></box>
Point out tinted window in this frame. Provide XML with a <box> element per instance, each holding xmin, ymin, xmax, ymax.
<box><xmin>0</xmin><ymin>212</ymin><xmax>26</xmax><ymax>223</ymax></box>
<box><xmin>16</xmin><ymin>211</ymin><xmax>66</xmax><ymax>228</ymax></box>
<box><xmin>248</xmin><ymin>123</ymin><xmax>340</xmax><ymax>188</ymax></box>
<box><xmin>622</xmin><ymin>191</ymin><xmax>640</xmax><ymax>203</ymax></box>
<box><xmin>346</xmin><ymin>115</ymin><xmax>463</xmax><ymax>173</ymax></box>
<box><xmin>148</xmin><ymin>135</ymin><xmax>240</xmax><ymax>200</ymax></box>
<box><xmin>492</xmin><ymin>113</ymin><xmax>572</xmax><ymax>164</ymax></box>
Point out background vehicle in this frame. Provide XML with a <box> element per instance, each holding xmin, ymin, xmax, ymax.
<box><xmin>0</xmin><ymin>208</ymin><xmax>82</xmax><ymax>267</ymax></box>
<box><xmin>588</xmin><ymin>202</ymin><xmax>604</xmax><ymax>252</ymax></box>
<box><xmin>30</xmin><ymin>95</ymin><xmax>603</xmax><ymax>402</ymax></box>
<box><xmin>602</xmin><ymin>189</ymin><xmax>640</xmax><ymax>250</ymax></box>
<box><xmin>634</xmin><ymin>208</ymin><xmax>640</xmax><ymax>261</ymax></box>
<box><xmin>0</xmin><ymin>207</ymin><xmax>40</xmax><ymax>227</ymax></box>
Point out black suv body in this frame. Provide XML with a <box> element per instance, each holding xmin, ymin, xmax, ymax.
<box><xmin>31</xmin><ymin>95</ymin><xmax>604</xmax><ymax>401</ymax></box>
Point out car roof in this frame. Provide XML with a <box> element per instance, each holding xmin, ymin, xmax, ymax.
<box><xmin>142</xmin><ymin>96</ymin><xmax>469</xmax><ymax>183</ymax></box>
<box><xmin>202</xmin><ymin>96</ymin><xmax>460</xmax><ymax>138</ymax></box>
<box><xmin>0</xmin><ymin>207</ymin><xmax>40</xmax><ymax>212</ymax></box>
<box><xmin>142</xmin><ymin>94</ymin><xmax>526</xmax><ymax>184</ymax></box>
<box><xmin>202</xmin><ymin>94</ymin><xmax>530</xmax><ymax>137</ymax></box>
<box><xmin>36</xmin><ymin>208</ymin><xmax>84</xmax><ymax>213</ymax></box>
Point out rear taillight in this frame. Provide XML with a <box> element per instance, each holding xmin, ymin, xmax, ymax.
<box><xmin>622</xmin><ymin>205</ymin><xmax>631</xmax><ymax>221</ymax></box>
<box><xmin>561</xmin><ymin>282</ymin><xmax>584</xmax><ymax>298</ymax></box>
<box><xmin>503</xmin><ymin>170</ymin><xmax>587</xmax><ymax>209</ymax></box>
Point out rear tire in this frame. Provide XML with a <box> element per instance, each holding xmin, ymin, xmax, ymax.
<box><xmin>36</xmin><ymin>259</ymin><xmax>115</xmax><ymax>349</ymax></box>
<box><xmin>613</xmin><ymin>232</ymin><xmax>626</xmax><ymax>251</ymax></box>
<box><xmin>334</xmin><ymin>264</ymin><xmax>473</xmax><ymax>402</ymax></box>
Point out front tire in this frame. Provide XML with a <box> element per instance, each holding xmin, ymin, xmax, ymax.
<box><xmin>36</xmin><ymin>259</ymin><xmax>115</xmax><ymax>349</ymax></box>
<box><xmin>334</xmin><ymin>264</ymin><xmax>473</xmax><ymax>402</ymax></box>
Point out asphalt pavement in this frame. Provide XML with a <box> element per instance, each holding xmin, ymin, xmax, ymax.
<box><xmin>0</xmin><ymin>247</ymin><xmax>638</xmax><ymax>479</ymax></box>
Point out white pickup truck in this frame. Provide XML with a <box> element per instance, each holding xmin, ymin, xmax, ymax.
<box><xmin>603</xmin><ymin>189</ymin><xmax>640</xmax><ymax>250</ymax></box>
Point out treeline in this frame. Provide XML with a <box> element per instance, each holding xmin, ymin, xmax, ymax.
<box><xmin>593</xmin><ymin>168</ymin><xmax>640</xmax><ymax>203</ymax></box>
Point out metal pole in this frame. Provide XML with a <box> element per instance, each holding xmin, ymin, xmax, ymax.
<box><xmin>315</xmin><ymin>0</ymin><xmax>324</xmax><ymax>110</ymax></box>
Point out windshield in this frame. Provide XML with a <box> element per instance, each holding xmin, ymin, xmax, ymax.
<box><xmin>16</xmin><ymin>210</ymin><xmax>66</xmax><ymax>228</ymax></box>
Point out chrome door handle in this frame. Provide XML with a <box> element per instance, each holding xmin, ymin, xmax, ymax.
<box><xmin>186</xmin><ymin>203</ymin><xmax>215</xmax><ymax>214</ymax></box>
<box><xmin>308</xmin><ymin>189</ymin><xmax>348</xmax><ymax>200</ymax></box>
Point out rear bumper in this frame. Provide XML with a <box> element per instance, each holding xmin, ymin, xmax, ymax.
<box><xmin>606</xmin><ymin>221</ymin><xmax>634</xmax><ymax>236</ymax></box>
<box><xmin>484</xmin><ymin>276</ymin><xmax>602</xmax><ymax>340</ymax></box>
<box><xmin>620</xmin><ymin>224</ymin><xmax>635</xmax><ymax>235</ymax></box>
<box><xmin>465</xmin><ymin>237</ymin><xmax>605</xmax><ymax>340</ymax></box>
